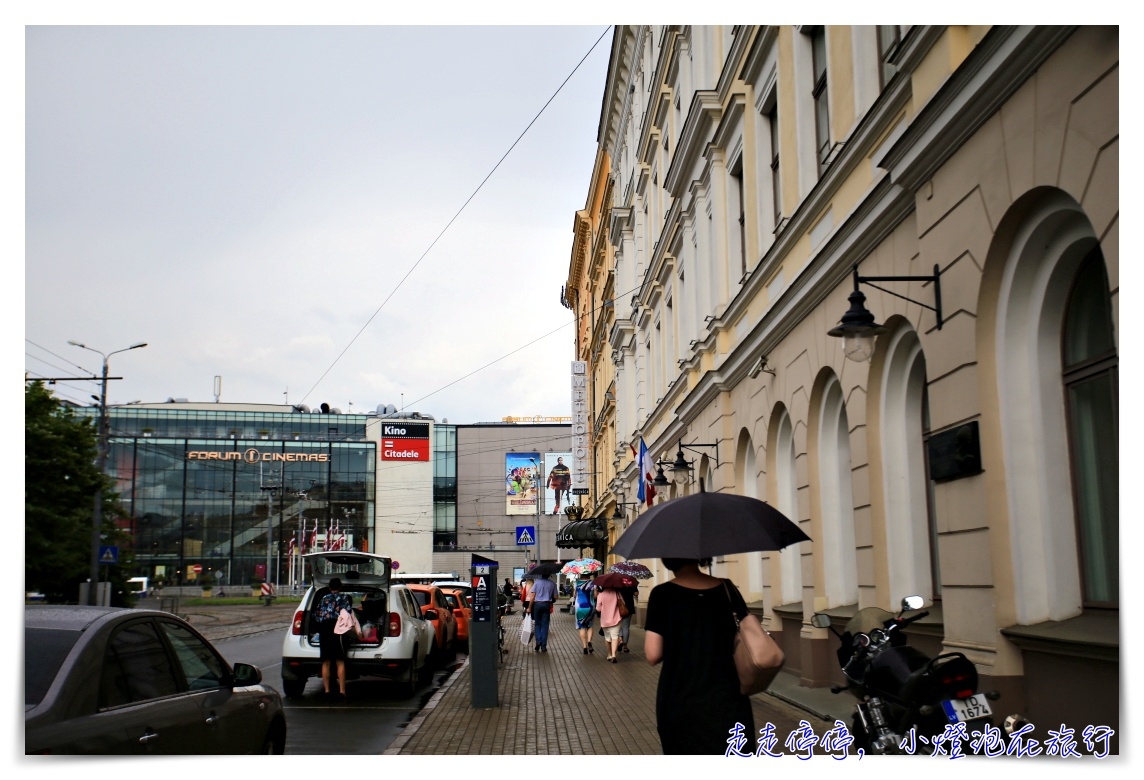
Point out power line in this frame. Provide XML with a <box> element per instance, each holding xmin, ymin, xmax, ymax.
<box><xmin>299</xmin><ymin>26</ymin><xmax>612</xmax><ymax>406</ymax></box>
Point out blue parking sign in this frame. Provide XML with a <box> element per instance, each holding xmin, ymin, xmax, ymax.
<box><xmin>515</xmin><ymin>526</ymin><xmax>536</xmax><ymax>546</ymax></box>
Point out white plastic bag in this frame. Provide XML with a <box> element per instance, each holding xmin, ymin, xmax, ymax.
<box><xmin>519</xmin><ymin>614</ymin><xmax>534</xmax><ymax>645</ymax></box>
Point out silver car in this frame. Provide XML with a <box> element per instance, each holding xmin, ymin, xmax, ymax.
<box><xmin>280</xmin><ymin>551</ymin><xmax>433</xmax><ymax>698</ymax></box>
<box><xmin>25</xmin><ymin>606</ymin><xmax>286</xmax><ymax>754</ymax></box>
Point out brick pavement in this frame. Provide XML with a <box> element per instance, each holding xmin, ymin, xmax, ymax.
<box><xmin>385</xmin><ymin>606</ymin><xmax>838</xmax><ymax>756</ymax></box>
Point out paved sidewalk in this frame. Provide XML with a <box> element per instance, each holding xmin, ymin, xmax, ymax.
<box><xmin>155</xmin><ymin>597</ymin><xmax>852</xmax><ymax>755</ymax></box>
<box><xmin>385</xmin><ymin>607</ymin><xmax>844</xmax><ymax>756</ymax></box>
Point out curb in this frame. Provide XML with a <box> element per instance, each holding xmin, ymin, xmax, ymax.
<box><xmin>383</xmin><ymin>655</ymin><xmax>470</xmax><ymax>754</ymax></box>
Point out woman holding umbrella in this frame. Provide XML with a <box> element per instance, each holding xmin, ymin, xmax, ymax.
<box><xmin>573</xmin><ymin>576</ymin><xmax>597</xmax><ymax>654</ymax></box>
<box><xmin>643</xmin><ymin>557</ymin><xmax>755</xmax><ymax>754</ymax></box>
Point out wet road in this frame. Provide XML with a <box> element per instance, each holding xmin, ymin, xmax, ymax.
<box><xmin>214</xmin><ymin>629</ymin><xmax>465</xmax><ymax>754</ymax></box>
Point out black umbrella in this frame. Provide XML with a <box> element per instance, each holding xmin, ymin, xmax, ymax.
<box><xmin>522</xmin><ymin>562</ymin><xmax>563</xmax><ymax>579</ymax></box>
<box><xmin>610</xmin><ymin>491</ymin><xmax>810</xmax><ymax>560</ymax></box>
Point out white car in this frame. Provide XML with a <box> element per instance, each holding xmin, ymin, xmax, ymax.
<box><xmin>280</xmin><ymin>551</ymin><xmax>433</xmax><ymax>698</ymax></box>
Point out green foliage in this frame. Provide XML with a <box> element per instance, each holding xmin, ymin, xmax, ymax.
<box><xmin>25</xmin><ymin>382</ymin><xmax>131</xmax><ymax>603</ymax></box>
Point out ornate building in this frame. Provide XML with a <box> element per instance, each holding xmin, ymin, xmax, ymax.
<box><xmin>577</xmin><ymin>25</ymin><xmax>1118</xmax><ymax>740</ymax></box>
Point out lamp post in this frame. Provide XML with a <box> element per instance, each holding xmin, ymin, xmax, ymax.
<box><xmin>68</xmin><ymin>340</ymin><xmax>148</xmax><ymax>605</ymax></box>
<box><xmin>529</xmin><ymin>457</ymin><xmax>540</xmax><ymax>565</ymax></box>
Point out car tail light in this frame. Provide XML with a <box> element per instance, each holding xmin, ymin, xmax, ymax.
<box><xmin>388</xmin><ymin>611</ymin><xmax>401</xmax><ymax>637</ymax></box>
<box><xmin>291</xmin><ymin>610</ymin><xmax>305</xmax><ymax>635</ymax></box>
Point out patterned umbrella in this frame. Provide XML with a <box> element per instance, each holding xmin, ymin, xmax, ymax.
<box><xmin>609</xmin><ymin>561</ymin><xmax>652</xmax><ymax>579</ymax></box>
<box><xmin>561</xmin><ymin>557</ymin><xmax>603</xmax><ymax>577</ymax></box>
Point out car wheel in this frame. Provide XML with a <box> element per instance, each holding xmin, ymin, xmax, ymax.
<box><xmin>282</xmin><ymin>677</ymin><xmax>307</xmax><ymax>699</ymax></box>
<box><xmin>404</xmin><ymin>646</ymin><xmax>421</xmax><ymax>697</ymax></box>
<box><xmin>261</xmin><ymin>718</ymin><xmax>286</xmax><ymax>754</ymax></box>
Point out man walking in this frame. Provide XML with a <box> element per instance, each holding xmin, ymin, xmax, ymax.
<box><xmin>526</xmin><ymin>573</ymin><xmax>558</xmax><ymax>652</ymax></box>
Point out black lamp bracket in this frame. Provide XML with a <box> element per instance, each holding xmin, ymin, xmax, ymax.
<box><xmin>851</xmin><ymin>264</ymin><xmax>943</xmax><ymax>329</ymax></box>
<box><xmin>679</xmin><ymin>440</ymin><xmax>720</xmax><ymax>469</ymax></box>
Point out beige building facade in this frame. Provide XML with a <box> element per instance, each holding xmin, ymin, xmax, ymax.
<box><xmin>575</xmin><ymin>25</ymin><xmax>1118</xmax><ymax>739</ymax></box>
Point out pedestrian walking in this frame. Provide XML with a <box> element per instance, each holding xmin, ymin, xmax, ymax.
<box><xmin>573</xmin><ymin>578</ymin><xmax>597</xmax><ymax>654</ymax></box>
<box><xmin>618</xmin><ymin>584</ymin><xmax>638</xmax><ymax>653</ymax></box>
<box><xmin>644</xmin><ymin>558</ymin><xmax>755</xmax><ymax>755</ymax></box>
<box><xmin>525</xmin><ymin>573</ymin><xmax>557</xmax><ymax>652</ymax></box>
<box><xmin>315</xmin><ymin>577</ymin><xmax>353</xmax><ymax>699</ymax></box>
<box><xmin>519</xmin><ymin>578</ymin><xmax>531</xmax><ymax>614</ymax></box>
<box><xmin>595</xmin><ymin>586</ymin><xmax>623</xmax><ymax>662</ymax></box>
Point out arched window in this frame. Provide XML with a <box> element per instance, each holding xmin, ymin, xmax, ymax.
<box><xmin>815</xmin><ymin>373</ymin><xmax>858</xmax><ymax>607</ymax></box>
<box><xmin>1062</xmin><ymin>249</ymin><xmax>1118</xmax><ymax>606</ymax></box>
<box><xmin>772</xmin><ymin>408</ymin><xmax>802</xmax><ymax>605</ymax></box>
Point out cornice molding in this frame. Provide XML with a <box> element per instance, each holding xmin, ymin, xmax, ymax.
<box><xmin>878</xmin><ymin>25</ymin><xmax>1076</xmax><ymax>191</ymax></box>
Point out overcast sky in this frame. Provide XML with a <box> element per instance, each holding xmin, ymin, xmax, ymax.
<box><xmin>24</xmin><ymin>23</ymin><xmax>612</xmax><ymax>423</ymax></box>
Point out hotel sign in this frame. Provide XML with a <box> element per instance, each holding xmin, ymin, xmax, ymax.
<box><xmin>186</xmin><ymin>449</ymin><xmax>329</xmax><ymax>463</ymax></box>
<box><xmin>571</xmin><ymin>361</ymin><xmax>589</xmax><ymax>495</ymax></box>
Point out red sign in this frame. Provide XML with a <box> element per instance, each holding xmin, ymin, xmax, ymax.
<box><xmin>381</xmin><ymin>437</ymin><xmax>430</xmax><ymax>461</ymax></box>
<box><xmin>391</xmin><ymin>561</ymin><xmax>400</xmax><ymax>570</ymax></box>
<box><xmin>192</xmin><ymin>564</ymin><xmax>203</xmax><ymax>573</ymax></box>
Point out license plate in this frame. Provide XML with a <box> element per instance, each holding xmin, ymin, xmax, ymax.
<box><xmin>942</xmin><ymin>693</ymin><xmax>993</xmax><ymax>723</ymax></box>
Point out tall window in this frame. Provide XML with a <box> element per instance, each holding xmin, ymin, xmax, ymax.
<box><xmin>731</xmin><ymin>158</ymin><xmax>746</xmax><ymax>277</ymax></box>
<box><xmin>810</xmin><ymin>27</ymin><xmax>830</xmax><ymax>174</ymax></box>
<box><xmin>877</xmin><ymin>25</ymin><xmax>901</xmax><ymax>88</ymax></box>
<box><xmin>1063</xmin><ymin>249</ymin><xmax>1118</xmax><ymax>606</ymax></box>
<box><xmin>768</xmin><ymin>104</ymin><xmax>781</xmax><ymax>226</ymax></box>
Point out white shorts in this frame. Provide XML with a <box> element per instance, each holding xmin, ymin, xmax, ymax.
<box><xmin>602</xmin><ymin>623</ymin><xmax>622</xmax><ymax>641</ymax></box>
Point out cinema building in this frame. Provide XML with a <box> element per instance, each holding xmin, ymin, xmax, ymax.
<box><xmin>91</xmin><ymin>401</ymin><xmax>572</xmax><ymax>591</ymax></box>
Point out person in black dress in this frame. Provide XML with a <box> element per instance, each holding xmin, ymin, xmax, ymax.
<box><xmin>644</xmin><ymin>558</ymin><xmax>755</xmax><ymax>755</ymax></box>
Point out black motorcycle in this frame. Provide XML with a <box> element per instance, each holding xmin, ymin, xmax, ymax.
<box><xmin>812</xmin><ymin>596</ymin><xmax>1022</xmax><ymax>755</ymax></box>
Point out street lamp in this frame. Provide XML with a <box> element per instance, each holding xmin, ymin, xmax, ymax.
<box><xmin>68</xmin><ymin>340</ymin><xmax>148</xmax><ymax>605</ymax></box>
<box><xmin>529</xmin><ymin>457</ymin><xmax>540</xmax><ymax>565</ymax></box>
<box><xmin>827</xmin><ymin>263</ymin><xmax>943</xmax><ymax>362</ymax></box>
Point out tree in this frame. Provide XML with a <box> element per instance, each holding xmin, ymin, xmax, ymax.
<box><xmin>25</xmin><ymin>382</ymin><xmax>130</xmax><ymax>603</ymax></box>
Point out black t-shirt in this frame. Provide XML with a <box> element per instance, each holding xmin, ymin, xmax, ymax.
<box><xmin>644</xmin><ymin>579</ymin><xmax>755</xmax><ymax>754</ymax></box>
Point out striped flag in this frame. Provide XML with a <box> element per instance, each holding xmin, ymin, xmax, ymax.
<box><xmin>637</xmin><ymin>437</ymin><xmax>657</xmax><ymax>508</ymax></box>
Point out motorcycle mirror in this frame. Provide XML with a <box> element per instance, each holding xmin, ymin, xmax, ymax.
<box><xmin>901</xmin><ymin>595</ymin><xmax>924</xmax><ymax>611</ymax></box>
<box><xmin>810</xmin><ymin>613</ymin><xmax>831</xmax><ymax>629</ymax></box>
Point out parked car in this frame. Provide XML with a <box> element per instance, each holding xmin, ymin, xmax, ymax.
<box><xmin>25</xmin><ymin>605</ymin><xmax>286</xmax><ymax>755</ymax></box>
<box><xmin>280</xmin><ymin>551</ymin><xmax>433</xmax><ymax>698</ymax></box>
<box><xmin>439</xmin><ymin>588</ymin><xmax>473</xmax><ymax>649</ymax></box>
<box><xmin>406</xmin><ymin>583</ymin><xmax>458</xmax><ymax>658</ymax></box>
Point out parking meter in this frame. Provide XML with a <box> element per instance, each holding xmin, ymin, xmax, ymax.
<box><xmin>469</xmin><ymin>554</ymin><xmax>498</xmax><ymax>708</ymax></box>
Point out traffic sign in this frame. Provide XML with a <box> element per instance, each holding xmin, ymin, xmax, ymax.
<box><xmin>192</xmin><ymin>563</ymin><xmax>203</xmax><ymax>573</ymax></box>
<box><xmin>391</xmin><ymin>560</ymin><xmax>400</xmax><ymax>570</ymax></box>
<box><xmin>515</xmin><ymin>526</ymin><xmax>536</xmax><ymax>546</ymax></box>
<box><xmin>98</xmin><ymin>545</ymin><xmax>118</xmax><ymax>565</ymax></box>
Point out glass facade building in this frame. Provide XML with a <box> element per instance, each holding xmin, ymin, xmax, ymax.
<box><xmin>88</xmin><ymin>406</ymin><xmax>376</xmax><ymax>589</ymax></box>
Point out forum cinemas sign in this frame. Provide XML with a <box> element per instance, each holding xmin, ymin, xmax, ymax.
<box><xmin>186</xmin><ymin>449</ymin><xmax>329</xmax><ymax>464</ymax></box>
<box><xmin>381</xmin><ymin>422</ymin><xmax>430</xmax><ymax>462</ymax></box>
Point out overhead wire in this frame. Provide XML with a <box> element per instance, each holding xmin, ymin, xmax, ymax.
<box><xmin>298</xmin><ymin>25</ymin><xmax>612</xmax><ymax>407</ymax></box>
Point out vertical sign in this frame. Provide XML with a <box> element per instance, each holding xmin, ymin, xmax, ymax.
<box><xmin>571</xmin><ymin>362</ymin><xmax>589</xmax><ymax>495</ymax></box>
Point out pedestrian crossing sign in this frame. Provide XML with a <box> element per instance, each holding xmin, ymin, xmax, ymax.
<box><xmin>515</xmin><ymin>526</ymin><xmax>535</xmax><ymax>546</ymax></box>
<box><xmin>98</xmin><ymin>545</ymin><xmax>119</xmax><ymax>565</ymax></box>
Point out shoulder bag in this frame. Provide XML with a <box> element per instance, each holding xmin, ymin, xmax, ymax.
<box><xmin>723</xmin><ymin>580</ymin><xmax>784</xmax><ymax>696</ymax></box>
<box><xmin>616</xmin><ymin>592</ymin><xmax>630</xmax><ymax>619</ymax></box>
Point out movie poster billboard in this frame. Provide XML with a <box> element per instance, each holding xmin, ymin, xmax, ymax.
<box><xmin>543</xmin><ymin>451</ymin><xmax>573</xmax><ymax>516</ymax></box>
<box><xmin>505</xmin><ymin>452</ymin><xmax>541</xmax><ymax>516</ymax></box>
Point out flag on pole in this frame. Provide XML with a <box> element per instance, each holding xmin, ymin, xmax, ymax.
<box><xmin>308</xmin><ymin>521</ymin><xmax>317</xmax><ymax>553</ymax></box>
<box><xmin>637</xmin><ymin>437</ymin><xmax>657</xmax><ymax>507</ymax></box>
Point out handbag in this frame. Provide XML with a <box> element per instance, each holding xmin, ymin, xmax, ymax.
<box><xmin>723</xmin><ymin>580</ymin><xmax>784</xmax><ymax>696</ymax></box>
<box><xmin>519</xmin><ymin>614</ymin><xmax>534</xmax><ymax>645</ymax></box>
<box><xmin>616</xmin><ymin>594</ymin><xmax>630</xmax><ymax>619</ymax></box>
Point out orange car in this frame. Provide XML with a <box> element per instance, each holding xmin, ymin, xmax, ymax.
<box><xmin>406</xmin><ymin>584</ymin><xmax>458</xmax><ymax>658</ymax></box>
<box><xmin>440</xmin><ymin>588</ymin><xmax>473</xmax><ymax>649</ymax></box>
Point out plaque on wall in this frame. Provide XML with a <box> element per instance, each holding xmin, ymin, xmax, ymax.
<box><xmin>927</xmin><ymin>421</ymin><xmax>983</xmax><ymax>482</ymax></box>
